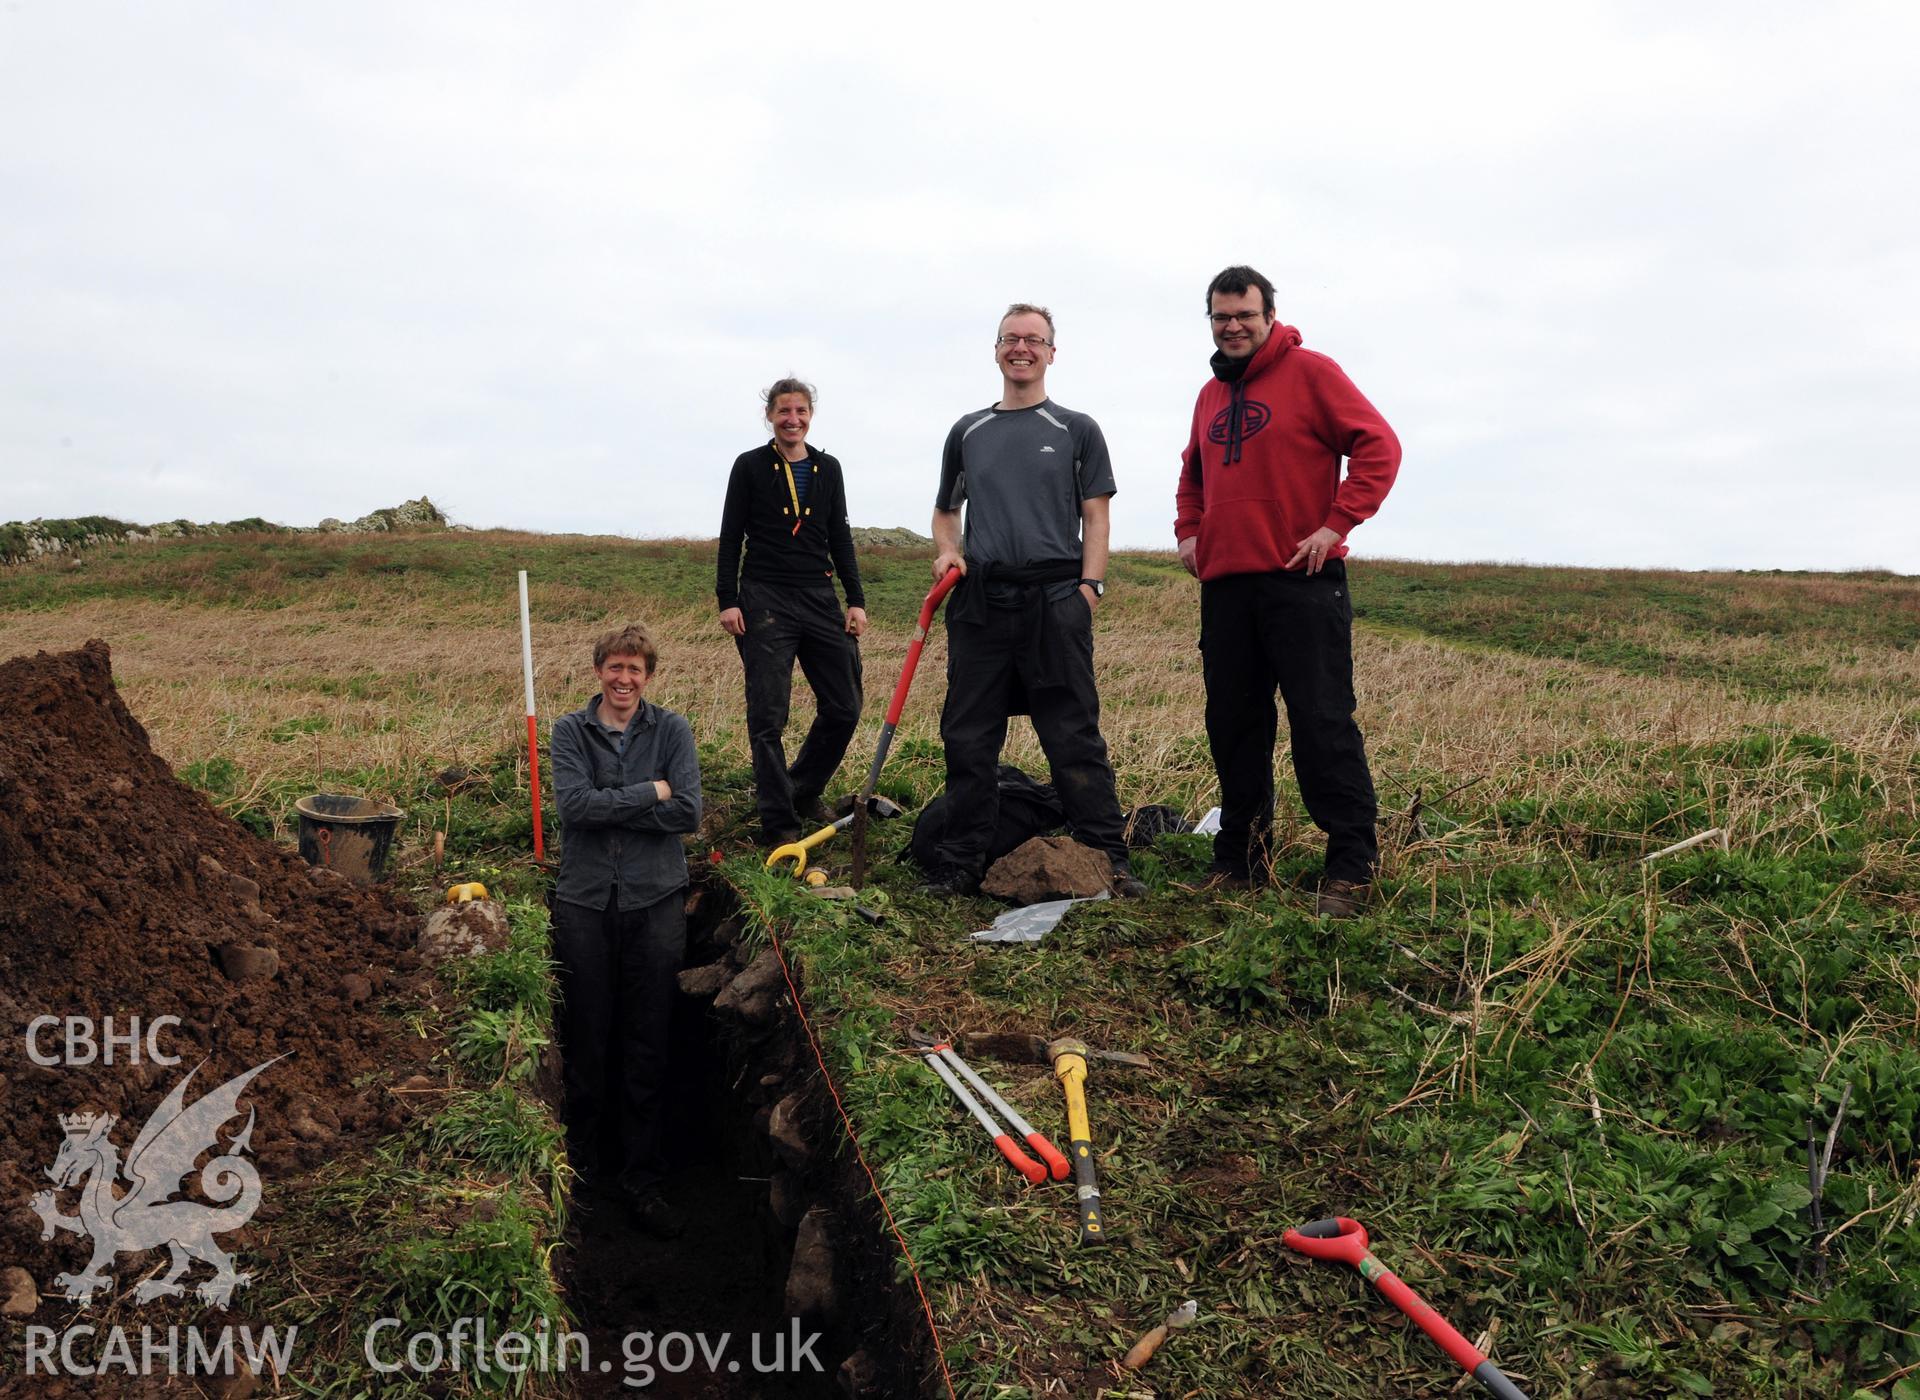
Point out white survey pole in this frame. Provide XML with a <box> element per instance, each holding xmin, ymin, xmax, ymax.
<box><xmin>518</xmin><ymin>570</ymin><xmax>545</xmax><ymax>862</ymax></box>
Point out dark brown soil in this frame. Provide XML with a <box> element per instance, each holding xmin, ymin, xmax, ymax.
<box><xmin>0</xmin><ymin>642</ymin><xmax>431</xmax><ymax>1326</ymax></box>
<box><xmin>558</xmin><ymin>885</ymin><xmax>923</xmax><ymax>1399</ymax></box>
<box><xmin>562</xmin><ymin>893</ymin><xmax>837</xmax><ymax>1400</ymax></box>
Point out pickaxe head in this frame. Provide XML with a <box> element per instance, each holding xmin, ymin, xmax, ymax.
<box><xmin>1047</xmin><ymin>1036</ymin><xmax>1090</xmax><ymax>1070</ymax></box>
<box><xmin>966</xmin><ymin>1032</ymin><xmax>1150</xmax><ymax>1070</ymax></box>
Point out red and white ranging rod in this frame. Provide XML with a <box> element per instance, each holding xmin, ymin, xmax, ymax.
<box><xmin>518</xmin><ymin>570</ymin><xmax>545</xmax><ymax>863</ymax></box>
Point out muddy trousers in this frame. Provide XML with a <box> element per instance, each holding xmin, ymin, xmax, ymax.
<box><xmin>735</xmin><ymin>580</ymin><xmax>864</xmax><ymax>833</ymax></box>
<box><xmin>551</xmin><ymin>889</ymin><xmax>686</xmax><ymax>1193</ymax></box>
<box><xmin>1201</xmin><ymin>564</ymin><xmax>1378</xmax><ymax>885</ymax></box>
<box><xmin>934</xmin><ymin>590</ymin><xmax>1127</xmax><ymax>877</ymax></box>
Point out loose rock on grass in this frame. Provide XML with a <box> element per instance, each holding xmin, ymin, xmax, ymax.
<box><xmin>416</xmin><ymin>896</ymin><xmax>509</xmax><ymax>964</ymax></box>
<box><xmin>982</xmin><ymin>834</ymin><xmax>1117</xmax><ymax>903</ymax></box>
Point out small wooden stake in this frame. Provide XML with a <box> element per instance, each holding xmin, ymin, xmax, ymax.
<box><xmin>1640</xmin><ymin>827</ymin><xmax>1726</xmax><ymax>864</ymax></box>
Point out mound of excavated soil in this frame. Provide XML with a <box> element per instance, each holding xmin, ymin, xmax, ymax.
<box><xmin>0</xmin><ymin>642</ymin><xmax>431</xmax><ymax>1306</ymax></box>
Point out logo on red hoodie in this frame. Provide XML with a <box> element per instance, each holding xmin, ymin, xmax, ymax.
<box><xmin>1205</xmin><ymin>400</ymin><xmax>1269</xmax><ymax>452</ymax></box>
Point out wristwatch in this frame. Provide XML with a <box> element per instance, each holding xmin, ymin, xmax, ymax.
<box><xmin>1079</xmin><ymin>578</ymin><xmax>1105</xmax><ymax>598</ymax></box>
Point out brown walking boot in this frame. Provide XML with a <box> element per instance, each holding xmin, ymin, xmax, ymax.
<box><xmin>1316</xmin><ymin>879</ymin><xmax>1370</xmax><ymax>920</ymax></box>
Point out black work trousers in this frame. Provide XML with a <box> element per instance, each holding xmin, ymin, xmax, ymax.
<box><xmin>735</xmin><ymin>580</ymin><xmax>864</xmax><ymax>832</ymax></box>
<box><xmin>935</xmin><ymin>587</ymin><xmax>1127</xmax><ymax>876</ymax></box>
<box><xmin>550</xmin><ymin>888</ymin><xmax>687</xmax><ymax>1193</ymax></box>
<box><xmin>1200</xmin><ymin>563</ymin><xmax>1378</xmax><ymax>884</ymax></box>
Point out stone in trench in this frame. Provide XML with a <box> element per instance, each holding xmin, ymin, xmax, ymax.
<box><xmin>982</xmin><ymin>835</ymin><xmax>1115</xmax><ymax>904</ymax></box>
<box><xmin>837</xmin><ymin>1349</ymin><xmax>883</xmax><ymax>1399</ymax></box>
<box><xmin>677</xmin><ymin>961</ymin><xmax>731</xmax><ymax>999</ymax></box>
<box><xmin>710</xmin><ymin>914</ymin><xmax>746</xmax><ymax>952</ymax></box>
<box><xmin>768</xmin><ymin>1092</ymin><xmax>811</xmax><ymax>1169</ymax></box>
<box><xmin>784</xmin><ymin>1207</ymin><xmax>840</xmax><ymax>1322</ymax></box>
<box><xmin>417</xmin><ymin>899</ymin><xmax>510</xmax><ymax>965</ymax></box>
<box><xmin>768</xmin><ymin>1170</ymin><xmax>805</xmax><ymax>1229</ymax></box>
<box><xmin>1</xmin><ymin>1266</ymin><xmax>37</xmax><ymax>1317</ymax></box>
<box><xmin>713</xmin><ymin>949</ymin><xmax>784</xmax><ymax>1025</ymax></box>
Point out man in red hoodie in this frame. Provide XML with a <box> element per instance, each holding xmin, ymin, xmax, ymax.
<box><xmin>1173</xmin><ymin>265</ymin><xmax>1401</xmax><ymax>916</ymax></box>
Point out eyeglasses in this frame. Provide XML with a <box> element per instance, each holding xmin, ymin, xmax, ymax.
<box><xmin>996</xmin><ymin>334</ymin><xmax>1053</xmax><ymax>349</ymax></box>
<box><xmin>1209</xmin><ymin>310</ymin><xmax>1269</xmax><ymax>328</ymax></box>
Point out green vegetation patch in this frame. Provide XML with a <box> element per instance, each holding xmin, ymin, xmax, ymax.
<box><xmin>1352</xmin><ymin>560</ymin><xmax>1920</xmax><ymax>695</ymax></box>
<box><xmin>718</xmin><ymin>730</ymin><xmax>1919</xmax><ymax>1397</ymax></box>
<box><xmin>244</xmin><ymin>897</ymin><xmax>569</xmax><ymax>1396</ymax></box>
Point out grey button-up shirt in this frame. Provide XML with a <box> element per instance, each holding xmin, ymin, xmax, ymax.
<box><xmin>550</xmin><ymin>695</ymin><xmax>702</xmax><ymax>911</ymax></box>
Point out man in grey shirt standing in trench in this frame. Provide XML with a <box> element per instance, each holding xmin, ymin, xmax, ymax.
<box><xmin>924</xmin><ymin>302</ymin><xmax>1144</xmax><ymax>898</ymax></box>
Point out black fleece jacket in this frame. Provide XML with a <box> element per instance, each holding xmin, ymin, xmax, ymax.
<box><xmin>715</xmin><ymin>442</ymin><xmax>865</xmax><ymax>610</ymax></box>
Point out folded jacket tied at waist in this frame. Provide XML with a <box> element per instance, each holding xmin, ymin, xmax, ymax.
<box><xmin>946</xmin><ymin>559</ymin><xmax>1086</xmax><ymax>695</ymax></box>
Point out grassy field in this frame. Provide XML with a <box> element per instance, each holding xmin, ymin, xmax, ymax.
<box><xmin>3</xmin><ymin>530</ymin><xmax>1917</xmax><ymax>1398</ymax></box>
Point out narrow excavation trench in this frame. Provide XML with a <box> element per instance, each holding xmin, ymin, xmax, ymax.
<box><xmin>557</xmin><ymin>874</ymin><xmax>924</xmax><ymax>1398</ymax></box>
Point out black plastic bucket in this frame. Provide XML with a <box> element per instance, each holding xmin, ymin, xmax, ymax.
<box><xmin>294</xmin><ymin>794</ymin><xmax>404</xmax><ymax>884</ymax></box>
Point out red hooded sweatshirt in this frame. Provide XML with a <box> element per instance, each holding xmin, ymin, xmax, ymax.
<box><xmin>1173</xmin><ymin>324</ymin><xmax>1400</xmax><ymax>581</ymax></box>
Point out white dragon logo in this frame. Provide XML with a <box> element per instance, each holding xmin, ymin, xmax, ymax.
<box><xmin>30</xmin><ymin>1056</ymin><xmax>283</xmax><ymax>1307</ymax></box>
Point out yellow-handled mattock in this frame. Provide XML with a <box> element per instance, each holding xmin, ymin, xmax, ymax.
<box><xmin>1048</xmin><ymin>1037</ymin><xmax>1105</xmax><ymax>1246</ymax></box>
<box><xmin>765</xmin><ymin>810</ymin><xmax>857</xmax><ymax>877</ymax></box>
<box><xmin>766</xmin><ymin>796</ymin><xmax>906</xmax><ymax>880</ymax></box>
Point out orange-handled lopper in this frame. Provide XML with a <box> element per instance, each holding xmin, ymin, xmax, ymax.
<box><xmin>922</xmin><ymin>1046</ymin><xmax>1048</xmax><ymax>1184</ymax></box>
<box><xmin>923</xmin><ymin>1039</ymin><xmax>1070</xmax><ymax>1181</ymax></box>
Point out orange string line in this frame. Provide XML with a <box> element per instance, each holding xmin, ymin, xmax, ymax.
<box><xmin>763</xmin><ymin>918</ymin><xmax>961</xmax><ymax>1400</ymax></box>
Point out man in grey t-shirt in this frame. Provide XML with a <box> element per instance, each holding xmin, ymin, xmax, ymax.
<box><xmin>924</xmin><ymin>302</ymin><xmax>1143</xmax><ymax>897</ymax></box>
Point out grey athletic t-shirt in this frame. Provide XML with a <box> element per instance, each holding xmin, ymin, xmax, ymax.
<box><xmin>935</xmin><ymin>400</ymin><xmax>1117</xmax><ymax>566</ymax></box>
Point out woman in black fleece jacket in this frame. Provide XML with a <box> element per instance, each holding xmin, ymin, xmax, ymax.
<box><xmin>715</xmin><ymin>377</ymin><xmax>867</xmax><ymax>845</ymax></box>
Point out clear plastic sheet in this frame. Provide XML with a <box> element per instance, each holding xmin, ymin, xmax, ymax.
<box><xmin>969</xmin><ymin>891</ymin><xmax>1110</xmax><ymax>943</ymax></box>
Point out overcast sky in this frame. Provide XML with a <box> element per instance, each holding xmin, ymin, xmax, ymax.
<box><xmin>3</xmin><ymin>3</ymin><xmax>1916</xmax><ymax>572</ymax></box>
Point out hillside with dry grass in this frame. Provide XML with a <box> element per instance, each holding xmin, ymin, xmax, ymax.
<box><xmin>3</xmin><ymin>529</ymin><xmax>1917</xmax><ymax>1397</ymax></box>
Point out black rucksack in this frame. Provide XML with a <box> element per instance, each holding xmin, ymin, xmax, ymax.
<box><xmin>909</xmin><ymin>766</ymin><xmax>1064</xmax><ymax>872</ymax></box>
<box><xmin>1123</xmin><ymin>804</ymin><xmax>1189</xmax><ymax>848</ymax></box>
